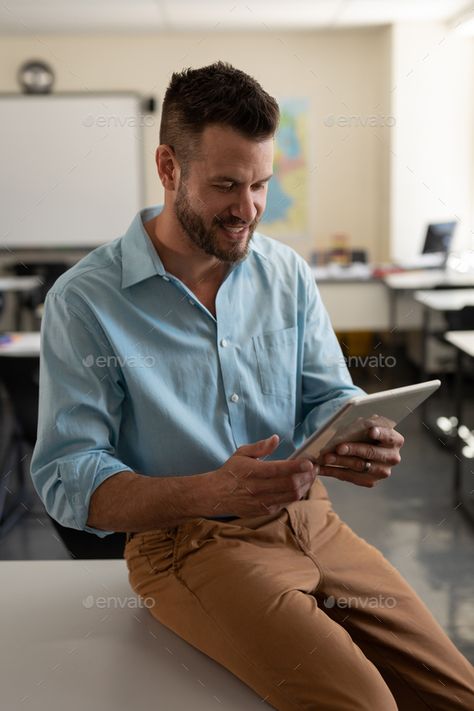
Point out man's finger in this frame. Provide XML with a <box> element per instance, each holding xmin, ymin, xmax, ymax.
<box><xmin>323</xmin><ymin>453</ymin><xmax>385</xmax><ymax>471</ymax></box>
<box><xmin>318</xmin><ymin>465</ymin><xmax>391</xmax><ymax>487</ymax></box>
<box><xmin>369</xmin><ymin>426</ymin><xmax>404</xmax><ymax>448</ymax></box>
<box><xmin>334</xmin><ymin>444</ymin><xmax>401</xmax><ymax>466</ymax></box>
<box><xmin>237</xmin><ymin>434</ymin><xmax>279</xmax><ymax>458</ymax></box>
<box><xmin>256</xmin><ymin>457</ymin><xmax>317</xmax><ymax>479</ymax></box>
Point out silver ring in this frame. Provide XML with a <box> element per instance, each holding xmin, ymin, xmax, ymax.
<box><xmin>363</xmin><ymin>460</ymin><xmax>372</xmax><ymax>472</ymax></box>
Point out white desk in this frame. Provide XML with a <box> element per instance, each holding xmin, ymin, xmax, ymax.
<box><xmin>413</xmin><ymin>290</ymin><xmax>474</xmax><ymax>380</ymax></box>
<box><xmin>445</xmin><ymin>331</ymin><xmax>474</xmax><ymax>356</ymax></box>
<box><xmin>414</xmin><ymin>289</ymin><xmax>474</xmax><ymax>312</ymax></box>
<box><xmin>0</xmin><ymin>276</ymin><xmax>41</xmax><ymax>291</ymax></box>
<box><xmin>0</xmin><ymin>331</ymin><xmax>40</xmax><ymax>357</ymax></box>
<box><xmin>0</xmin><ymin>276</ymin><xmax>42</xmax><ymax>330</ymax></box>
<box><xmin>317</xmin><ymin>280</ymin><xmax>390</xmax><ymax>331</ymax></box>
<box><xmin>383</xmin><ymin>270</ymin><xmax>474</xmax><ymax>341</ymax></box>
<box><xmin>315</xmin><ymin>269</ymin><xmax>474</xmax><ymax>333</ymax></box>
<box><xmin>0</xmin><ymin>560</ymin><xmax>268</xmax><ymax>711</ymax></box>
<box><xmin>384</xmin><ymin>270</ymin><xmax>474</xmax><ymax>291</ymax></box>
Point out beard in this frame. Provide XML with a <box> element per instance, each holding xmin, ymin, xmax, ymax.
<box><xmin>174</xmin><ymin>181</ymin><xmax>258</xmax><ymax>263</ymax></box>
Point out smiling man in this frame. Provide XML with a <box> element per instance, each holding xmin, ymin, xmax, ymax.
<box><xmin>172</xmin><ymin>124</ymin><xmax>270</xmax><ymax>261</ymax></box>
<box><xmin>142</xmin><ymin>121</ymin><xmax>273</xmax><ymax>316</ymax></box>
<box><xmin>31</xmin><ymin>62</ymin><xmax>474</xmax><ymax>710</ymax></box>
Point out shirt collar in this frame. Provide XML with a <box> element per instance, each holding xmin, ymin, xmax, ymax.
<box><xmin>121</xmin><ymin>205</ymin><xmax>267</xmax><ymax>289</ymax></box>
<box><xmin>121</xmin><ymin>206</ymin><xmax>166</xmax><ymax>289</ymax></box>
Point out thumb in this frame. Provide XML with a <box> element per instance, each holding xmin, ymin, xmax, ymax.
<box><xmin>237</xmin><ymin>434</ymin><xmax>280</xmax><ymax>459</ymax></box>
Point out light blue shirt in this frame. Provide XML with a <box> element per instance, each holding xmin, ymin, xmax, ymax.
<box><xmin>30</xmin><ymin>206</ymin><xmax>363</xmax><ymax>537</ymax></box>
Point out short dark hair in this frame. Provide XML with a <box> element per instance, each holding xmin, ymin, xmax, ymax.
<box><xmin>160</xmin><ymin>61</ymin><xmax>279</xmax><ymax>170</ymax></box>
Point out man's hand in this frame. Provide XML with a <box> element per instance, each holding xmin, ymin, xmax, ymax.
<box><xmin>318</xmin><ymin>426</ymin><xmax>404</xmax><ymax>488</ymax></box>
<box><xmin>205</xmin><ymin>434</ymin><xmax>319</xmax><ymax>518</ymax></box>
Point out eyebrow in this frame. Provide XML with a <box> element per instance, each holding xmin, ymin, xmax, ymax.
<box><xmin>210</xmin><ymin>174</ymin><xmax>273</xmax><ymax>184</ymax></box>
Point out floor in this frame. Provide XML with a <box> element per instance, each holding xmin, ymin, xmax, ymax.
<box><xmin>1</xmin><ymin>349</ymin><xmax>473</xmax><ymax>665</ymax></box>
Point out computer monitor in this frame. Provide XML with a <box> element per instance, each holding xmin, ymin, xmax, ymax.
<box><xmin>422</xmin><ymin>221</ymin><xmax>457</xmax><ymax>255</ymax></box>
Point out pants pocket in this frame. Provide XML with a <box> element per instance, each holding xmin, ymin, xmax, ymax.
<box><xmin>134</xmin><ymin>528</ymin><xmax>180</xmax><ymax>575</ymax></box>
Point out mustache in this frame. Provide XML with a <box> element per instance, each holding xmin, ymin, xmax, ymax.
<box><xmin>213</xmin><ymin>216</ymin><xmax>257</xmax><ymax>228</ymax></box>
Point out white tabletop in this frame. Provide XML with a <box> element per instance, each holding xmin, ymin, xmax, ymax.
<box><xmin>0</xmin><ymin>560</ymin><xmax>268</xmax><ymax>711</ymax></box>
<box><xmin>414</xmin><ymin>289</ymin><xmax>474</xmax><ymax>311</ymax></box>
<box><xmin>445</xmin><ymin>330</ymin><xmax>474</xmax><ymax>358</ymax></box>
<box><xmin>311</xmin><ymin>263</ymin><xmax>372</xmax><ymax>281</ymax></box>
<box><xmin>384</xmin><ymin>270</ymin><xmax>474</xmax><ymax>290</ymax></box>
<box><xmin>0</xmin><ymin>275</ymin><xmax>41</xmax><ymax>291</ymax></box>
<box><xmin>0</xmin><ymin>331</ymin><xmax>40</xmax><ymax>356</ymax></box>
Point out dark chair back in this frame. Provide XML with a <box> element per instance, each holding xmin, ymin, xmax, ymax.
<box><xmin>0</xmin><ymin>355</ymin><xmax>126</xmax><ymax>557</ymax></box>
<box><xmin>445</xmin><ymin>305</ymin><xmax>474</xmax><ymax>331</ymax></box>
<box><xmin>47</xmin><ymin>515</ymin><xmax>126</xmax><ymax>559</ymax></box>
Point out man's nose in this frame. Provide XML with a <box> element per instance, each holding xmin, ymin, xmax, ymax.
<box><xmin>231</xmin><ymin>189</ymin><xmax>258</xmax><ymax>224</ymax></box>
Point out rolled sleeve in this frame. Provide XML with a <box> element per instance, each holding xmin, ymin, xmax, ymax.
<box><xmin>298</xmin><ymin>261</ymin><xmax>365</xmax><ymax>440</ymax></box>
<box><xmin>30</xmin><ymin>291</ymin><xmax>133</xmax><ymax>537</ymax></box>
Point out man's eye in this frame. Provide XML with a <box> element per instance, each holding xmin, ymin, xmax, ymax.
<box><xmin>216</xmin><ymin>184</ymin><xmax>233</xmax><ymax>192</ymax></box>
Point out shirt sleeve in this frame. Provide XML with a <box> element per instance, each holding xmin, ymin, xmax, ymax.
<box><xmin>296</xmin><ymin>260</ymin><xmax>366</xmax><ymax>444</ymax></box>
<box><xmin>30</xmin><ymin>290</ymin><xmax>134</xmax><ymax>538</ymax></box>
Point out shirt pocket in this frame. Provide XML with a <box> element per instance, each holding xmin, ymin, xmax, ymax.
<box><xmin>252</xmin><ymin>325</ymin><xmax>298</xmax><ymax>399</ymax></box>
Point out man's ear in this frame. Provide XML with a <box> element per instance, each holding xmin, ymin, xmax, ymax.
<box><xmin>156</xmin><ymin>145</ymin><xmax>180</xmax><ymax>191</ymax></box>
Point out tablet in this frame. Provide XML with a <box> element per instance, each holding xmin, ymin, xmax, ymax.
<box><xmin>288</xmin><ymin>380</ymin><xmax>441</xmax><ymax>463</ymax></box>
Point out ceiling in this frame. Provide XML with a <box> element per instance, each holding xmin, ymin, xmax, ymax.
<box><xmin>1</xmin><ymin>0</ymin><xmax>473</xmax><ymax>34</ymax></box>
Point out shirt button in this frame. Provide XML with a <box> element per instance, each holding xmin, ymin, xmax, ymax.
<box><xmin>188</xmin><ymin>298</ymin><xmax>195</xmax><ymax>306</ymax></box>
<box><xmin>230</xmin><ymin>393</ymin><xmax>239</xmax><ymax>403</ymax></box>
<box><xmin>220</xmin><ymin>338</ymin><xmax>229</xmax><ymax>347</ymax></box>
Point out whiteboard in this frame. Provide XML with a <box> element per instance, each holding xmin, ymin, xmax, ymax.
<box><xmin>0</xmin><ymin>93</ymin><xmax>145</xmax><ymax>249</ymax></box>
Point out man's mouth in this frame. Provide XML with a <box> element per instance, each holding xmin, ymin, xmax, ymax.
<box><xmin>219</xmin><ymin>224</ymin><xmax>249</xmax><ymax>240</ymax></box>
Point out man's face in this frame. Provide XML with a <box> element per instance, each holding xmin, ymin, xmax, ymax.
<box><xmin>173</xmin><ymin>124</ymin><xmax>274</xmax><ymax>263</ymax></box>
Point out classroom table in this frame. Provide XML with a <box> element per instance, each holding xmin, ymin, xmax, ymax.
<box><xmin>384</xmin><ymin>270</ymin><xmax>474</xmax><ymax>334</ymax></box>
<box><xmin>414</xmin><ymin>289</ymin><xmax>474</xmax><ymax>312</ymax></box>
<box><xmin>0</xmin><ymin>276</ymin><xmax>41</xmax><ymax>291</ymax></box>
<box><xmin>0</xmin><ymin>276</ymin><xmax>42</xmax><ymax>330</ymax></box>
<box><xmin>317</xmin><ymin>278</ymin><xmax>391</xmax><ymax>332</ymax></box>
<box><xmin>0</xmin><ymin>559</ymin><xmax>269</xmax><ymax>711</ymax></box>
<box><xmin>444</xmin><ymin>331</ymin><xmax>474</xmax><ymax>524</ymax></box>
<box><xmin>414</xmin><ymin>289</ymin><xmax>474</xmax><ymax>382</ymax></box>
<box><xmin>0</xmin><ymin>331</ymin><xmax>41</xmax><ymax>357</ymax></box>
<box><xmin>316</xmin><ymin>269</ymin><xmax>474</xmax><ymax>335</ymax></box>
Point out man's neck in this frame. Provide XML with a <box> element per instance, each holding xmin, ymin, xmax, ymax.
<box><xmin>144</xmin><ymin>211</ymin><xmax>228</xmax><ymax>290</ymax></box>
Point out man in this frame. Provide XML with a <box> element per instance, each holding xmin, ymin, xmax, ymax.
<box><xmin>31</xmin><ymin>62</ymin><xmax>473</xmax><ymax>710</ymax></box>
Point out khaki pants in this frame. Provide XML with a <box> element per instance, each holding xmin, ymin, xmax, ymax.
<box><xmin>124</xmin><ymin>479</ymin><xmax>474</xmax><ymax>710</ymax></box>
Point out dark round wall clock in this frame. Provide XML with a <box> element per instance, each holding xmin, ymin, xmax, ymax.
<box><xmin>18</xmin><ymin>59</ymin><xmax>55</xmax><ymax>94</ymax></box>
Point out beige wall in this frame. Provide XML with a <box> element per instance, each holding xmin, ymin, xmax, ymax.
<box><xmin>1</xmin><ymin>27</ymin><xmax>472</xmax><ymax>263</ymax></box>
<box><xmin>0</xmin><ymin>29</ymin><xmax>392</xmax><ymax>262</ymax></box>
<box><xmin>390</xmin><ymin>23</ymin><xmax>474</xmax><ymax>260</ymax></box>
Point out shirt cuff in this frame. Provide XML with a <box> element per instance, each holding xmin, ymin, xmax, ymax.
<box><xmin>59</xmin><ymin>453</ymin><xmax>134</xmax><ymax>538</ymax></box>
